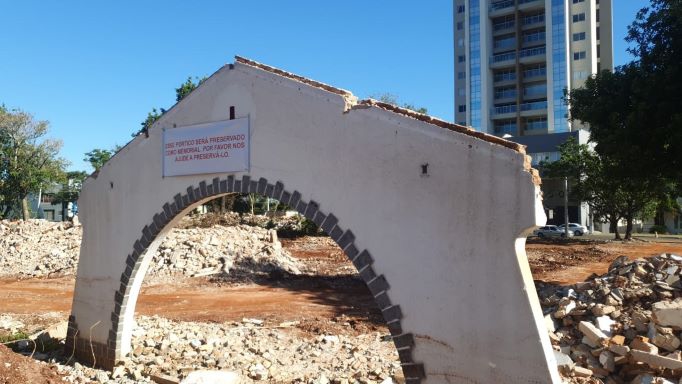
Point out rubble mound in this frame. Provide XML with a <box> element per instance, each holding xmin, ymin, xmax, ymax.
<box><xmin>149</xmin><ymin>224</ymin><xmax>303</xmax><ymax>281</ymax></box>
<box><xmin>0</xmin><ymin>220</ymin><xmax>81</xmax><ymax>277</ymax></box>
<box><xmin>537</xmin><ymin>253</ymin><xmax>682</xmax><ymax>383</ymax></box>
<box><xmin>0</xmin><ymin>219</ymin><xmax>303</xmax><ymax>281</ymax></box>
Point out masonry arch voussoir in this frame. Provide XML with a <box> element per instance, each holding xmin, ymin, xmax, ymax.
<box><xmin>68</xmin><ymin>173</ymin><xmax>426</xmax><ymax>382</ymax></box>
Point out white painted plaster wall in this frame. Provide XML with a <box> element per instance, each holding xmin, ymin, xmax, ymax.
<box><xmin>71</xmin><ymin>59</ymin><xmax>560</xmax><ymax>383</ymax></box>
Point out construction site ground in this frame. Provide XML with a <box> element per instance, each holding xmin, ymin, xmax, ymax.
<box><xmin>1</xmin><ymin>233</ymin><xmax>681</xmax><ymax>383</ymax></box>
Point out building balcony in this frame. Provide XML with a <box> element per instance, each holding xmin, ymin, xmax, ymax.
<box><xmin>519</xmin><ymin>100</ymin><xmax>548</xmax><ymax>117</ymax></box>
<box><xmin>491</xmin><ymin>104</ymin><xmax>518</xmax><ymax>119</ymax></box>
<box><xmin>490</xmin><ymin>51</ymin><xmax>516</xmax><ymax>69</ymax></box>
<box><xmin>494</xmin><ymin>94</ymin><xmax>518</xmax><ymax>104</ymax></box>
<box><xmin>492</xmin><ymin>21</ymin><xmax>516</xmax><ymax>36</ymax></box>
<box><xmin>493</xmin><ymin>77</ymin><xmax>517</xmax><ymax>87</ymax></box>
<box><xmin>489</xmin><ymin>0</ymin><xmax>515</xmax><ymax>17</ymax></box>
<box><xmin>519</xmin><ymin>46</ymin><xmax>546</xmax><ymax>64</ymax></box>
<box><xmin>518</xmin><ymin>0</ymin><xmax>544</xmax><ymax>12</ymax></box>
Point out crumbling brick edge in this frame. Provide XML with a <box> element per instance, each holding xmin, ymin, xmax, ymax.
<box><xmin>67</xmin><ymin>174</ymin><xmax>426</xmax><ymax>381</ymax></box>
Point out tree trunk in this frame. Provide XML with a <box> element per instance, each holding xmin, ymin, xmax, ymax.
<box><xmin>609</xmin><ymin>216</ymin><xmax>621</xmax><ymax>240</ymax></box>
<box><xmin>21</xmin><ymin>197</ymin><xmax>30</xmax><ymax>220</ymax></box>
<box><xmin>624</xmin><ymin>215</ymin><xmax>634</xmax><ymax>240</ymax></box>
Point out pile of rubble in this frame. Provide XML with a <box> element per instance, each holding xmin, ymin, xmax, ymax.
<box><xmin>0</xmin><ymin>220</ymin><xmax>81</xmax><ymax>277</ymax></box>
<box><xmin>537</xmin><ymin>253</ymin><xmax>682</xmax><ymax>383</ymax></box>
<box><xmin>148</xmin><ymin>224</ymin><xmax>303</xmax><ymax>282</ymax></box>
<box><xmin>0</xmin><ymin>219</ymin><xmax>303</xmax><ymax>281</ymax></box>
<box><xmin>7</xmin><ymin>315</ymin><xmax>400</xmax><ymax>383</ymax></box>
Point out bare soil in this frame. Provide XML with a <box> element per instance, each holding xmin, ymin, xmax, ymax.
<box><xmin>527</xmin><ymin>237</ymin><xmax>682</xmax><ymax>284</ymax></box>
<box><xmin>0</xmin><ymin>235</ymin><xmax>681</xmax><ymax>383</ymax></box>
<box><xmin>0</xmin><ymin>345</ymin><xmax>63</xmax><ymax>384</ymax></box>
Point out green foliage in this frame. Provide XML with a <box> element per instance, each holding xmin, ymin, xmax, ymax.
<box><xmin>83</xmin><ymin>148</ymin><xmax>115</xmax><ymax>171</ymax></box>
<box><xmin>371</xmin><ymin>93</ymin><xmax>428</xmax><ymax>114</ymax></box>
<box><xmin>175</xmin><ymin>76</ymin><xmax>207</xmax><ymax>102</ymax></box>
<box><xmin>0</xmin><ymin>107</ymin><xmax>67</xmax><ymax>219</ymax></box>
<box><xmin>622</xmin><ymin>0</ymin><xmax>682</xmax><ymax>183</ymax></box>
<box><xmin>0</xmin><ymin>331</ymin><xmax>29</xmax><ymax>344</ymax></box>
<box><xmin>133</xmin><ymin>76</ymin><xmax>207</xmax><ymax>137</ymax></box>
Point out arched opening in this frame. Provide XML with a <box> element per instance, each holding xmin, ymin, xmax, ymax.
<box><xmin>90</xmin><ymin>174</ymin><xmax>422</xmax><ymax>381</ymax></box>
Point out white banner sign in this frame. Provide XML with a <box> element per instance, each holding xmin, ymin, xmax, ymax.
<box><xmin>163</xmin><ymin>118</ymin><xmax>250</xmax><ymax>177</ymax></box>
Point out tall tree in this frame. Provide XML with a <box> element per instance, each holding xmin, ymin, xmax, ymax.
<box><xmin>567</xmin><ymin>67</ymin><xmax>675</xmax><ymax>239</ymax></box>
<box><xmin>625</xmin><ymin>0</ymin><xmax>682</xmax><ymax>183</ymax></box>
<box><xmin>133</xmin><ymin>76</ymin><xmax>207</xmax><ymax>137</ymax></box>
<box><xmin>0</xmin><ymin>107</ymin><xmax>67</xmax><ymax>219</ymax></box>
<box><xmin>84</xmin><ymin>148</ymin><xmax>113</xmax><ymax>171</ymax></box>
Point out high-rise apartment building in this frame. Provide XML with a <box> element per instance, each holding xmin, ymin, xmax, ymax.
<box><xmin>454</xmin><ymin>0</ymin><xmax>613</xmax><ymax>136</ymax></box>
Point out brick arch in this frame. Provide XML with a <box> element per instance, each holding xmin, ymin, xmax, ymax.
<box><xmin>67</xmin><ymin>174</ymin><xmax>425</xmax><ymax>382</ymax></box>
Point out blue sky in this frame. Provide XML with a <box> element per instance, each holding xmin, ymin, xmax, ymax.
<box><xmin>0</xmin><ymin>1</ymin><xmax>643</xmax><ymax>172</ymax></box>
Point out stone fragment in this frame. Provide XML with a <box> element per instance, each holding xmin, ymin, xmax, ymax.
<box><xmin>579</xmin><ymin>321</ymin><xmax>608</xmax><ymax>347</ymax></box>
<box><xmin>630</xmin><ymin>349</ymin><xmax>682</xmax><ymax>370</ymax></box>
<box><xmin>652</xmin><ymin>299</ymin><xmax>682</xmax><ymax>328</ymax></box>
<box><xmin>630</xmin><ymin>336</ymin><xmax>659</xmax><ymax>354</ymax></box>
<box><xmin>573</xmin><ymin>366</ymin><xmax>593</xmax><ymax>377</ymax></box>
<box><xmin>180</xmin><ymin>370</ymin><xmax>240</xmax><ymax>384</ymax></box>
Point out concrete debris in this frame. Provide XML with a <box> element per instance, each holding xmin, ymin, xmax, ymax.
<box><xmin>0</xmin><ymin>218</ymin><xmax>303</xmax><ymax>281</ymax></box>
<box><xmin>537</xmin><ymin>253</ymin><xmax>682</xmax><ymax>384</ymax></box>
<box><xmin>60</xmin><ymin>315</ymin><xmax>399</xmax><ymax>383</ymax></box>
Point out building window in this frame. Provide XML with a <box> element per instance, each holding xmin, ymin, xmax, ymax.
<box><xmin>458</xmin><ymin>38</ymin><xmax>464</xmax><ymax>47</ymax></box>
<box><xmin>574</xmin><ymin>71</ymin><xmax>588</xmax><ymax>80</ymax></box>
<box><xmin>458</xmin><ymin>55</ymin><xmax>466</xmax><ymax>63</ymax></box>
<box><xmin>494</xmin><ymin>120</ymin><xmax>517</xmax><ymax>135</ymax></box>
<box><xmin>494</xmin><ymin>35</ymin><xmax>516</xmax><ymax>50</ymax></box>
<box><xmin>458</xmin><ymin>105</ymin><xmax>466</xmax><ymax>112</ymax></box>
<box><xmin>523</xmin><ymin>64</ymin><xmax>546</xmax><ymax>78</ymax></box>
<box><xmin>572</xmin><ymin>0</ymin><xmax>584</xmax><ymax>3</ymax></box>
<box><xmin>525</xmin><ymin>117</ymin><xmax>548</xmax><ymax>131</ymax></box>
<box><xmin>523</xmin><ymin>11</ymin><xmax>544</xmax><ymax>26</ymax></box>
<box><xmin>573</xmin><ymin>13</ymin><xmax>585</xmax><ymax>22</ymax></box>
<box><xmin>41</xmin><ymin>194</ymin><xmax>55</xmax><ymax>203</ymax></box>
<box><xmin>457</xmin><ymin>4</ymin><xmax>465</xmax><ymax>13</ymax></box>
<box><xmin>596</xmin><ymin>26</ymin><xmax>600</xmax><ymax>40</ymax></box>
<box><xmin>573</xmin><ymin>51</ymin><xmax>586</xmax><ymax>60</ymax></box>
<box><xmin>458</xmin><ymin>88</ymin><xmax>466</xmax><ymax>96</ymax></box>
<box><xmin>596</xmin><ymin>9</ymin><xmax>600</xmax><ymax>22</ymax></box>
<box><xmin>597</xmin><ymin>44</ymin><xmax>601</xmax><ymax>58</ymax></box>
<box><xmin>494</xmin><ymin>69</ymin><xmax>516</xmax><ymax>82</ymax></box>
<box><xmin>457</xmin><ymin>21</ymin><xmax>464</xmax><ymax>30</ymax></box>
<box><xmin>457</xmin><ymin>71</ymin><xmax>466</xmax><ymax>79</ymax></box>
<box><xmin>523</xmin><ymin>83</ymin><xmax>547</xmax><ymax>98</ymax></box>
<box><xmin>573</xmin><ymin>32</ymin><xmax>586</xmax><ymax>41</ymax></box>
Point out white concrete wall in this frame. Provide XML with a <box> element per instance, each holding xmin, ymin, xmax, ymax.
<box><xmin>70</xmin><ymin>58</ymin><xmax>560</xmax><ymax>383</ymax></box>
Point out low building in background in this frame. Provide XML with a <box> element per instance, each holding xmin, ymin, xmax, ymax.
<box><xmin>510</xmin><ymin>129</ymin><xmax>592</xmax><ymax>229</ymax></box>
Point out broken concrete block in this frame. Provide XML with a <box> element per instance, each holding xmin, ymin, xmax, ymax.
<box><xmin>651</xmin><ymin>299</ymin><xmax>682</xmax><ymax>328</ymax></box>
<box><xmin>596</xmin><ymin>315</ymin><xmax>616</xmax><ymax>337</ymax></box>
<box><xmin>579</xmin><ymin>321</ymin><xmax>608</xmax><ymax>346</ymax></box>
<box><xmin>651</xmin><ymin>332</ymin><xmax>681</xmax><ymax>352</ymax></box>
<box><xmin>610</xmin><ymin>335</ymin><xmax>626</xmax><ymax>346</ymax></box>
<box><xmin>630</xmin><ymin>349</ymin><xmax>682</xmax><ymax>370</ymax></box>
<box><xmin>592</xmin><ymin>304</ymin><xmax>616</xmax><ymax>316</ymax></box>
<box><xmin>573</xmin><ymin>366</ymin><xmax>593</xmax><ymax>378</ymax></box>
<box><xmin>180</xmin><ymin>370</ymin><xmax>240</xmax><ymax>384</ymax></box>
<box><xmin>608</xmin><ymin>344</ymin><xmax>630</xmax><ymax>356</ymax></box>
<box><xmin>599</xmin><ymin>350</ymin><xmax>616</xmax><ymax>372</ymax></box>
<box><xmin>630</xmin><ymin>336</ymin><xmax>659</xmax><ymax>354</ymax></box>
<box><xmin>553</xmin><ymin>350</ymin><xmax>574</xmax><ymax>371</ymax></box>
